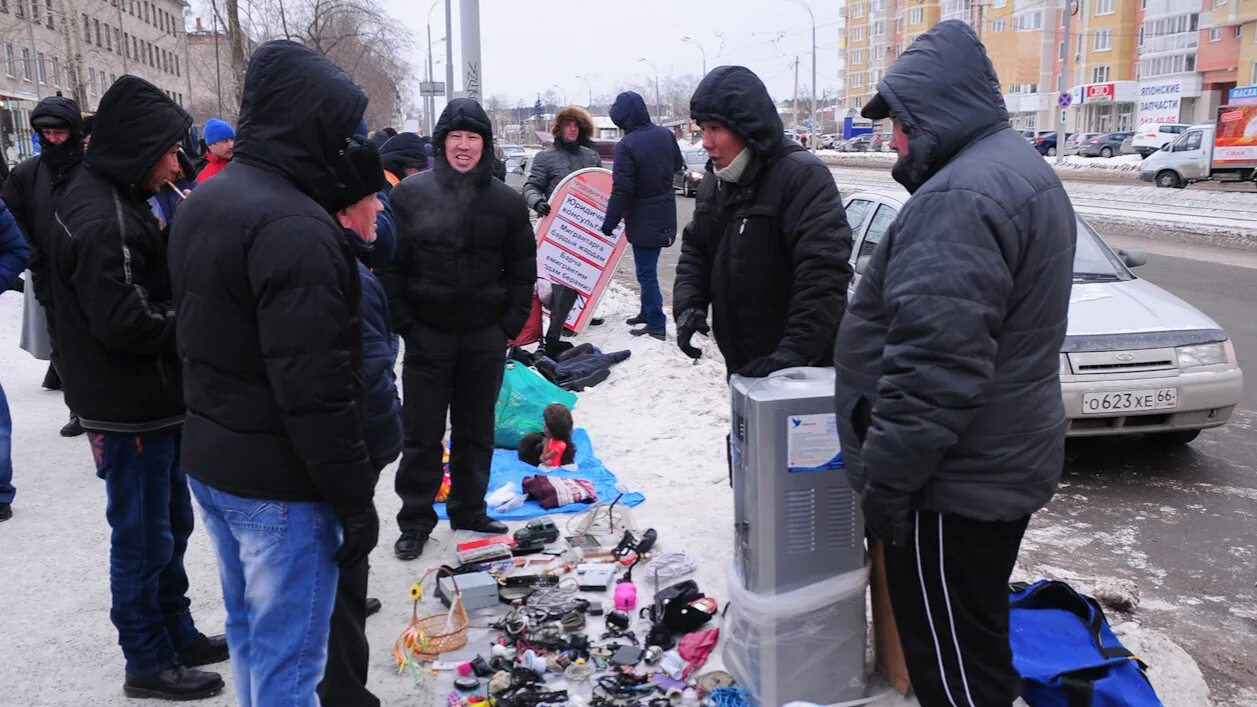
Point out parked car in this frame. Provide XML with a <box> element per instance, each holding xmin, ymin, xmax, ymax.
<box><xmin>844</xmin><ymin>188</ymin><xmax>1243</xmax><ymax>445</ymax></box>
<box><xmin>1078</xmin><ymin>132</ymin><xmax>1134</xmax><ymax>158</ymax></box>
<box><xmin>501</xmin><ymin>143</ymin><xmax>528</xmax><ymax>174</ymax></box>
<box><xmin>1130</xmin><ymin>122</ymin><xmax>1190</xmax><ymax>158</ymax></box>
<box><xmin>876</xmin><ymin>132</ymin><xmax>894</xmax><ymax>152</ymax></box>
<box><xmin>674</xmin><ymin>147</ymin><xmax>708</xmax><ymax>197</ymax></box>
<box><xmin>1064</xmin><ymin>132</ymin><xmax>1103</xmax><ymax>156</ymax></box>
<box><xmin>1033</xmin><ymin>132</ymin><xmax>1072</xmax><ymax>156</ymax></box>
<box><xmin>1119</xmin><ymin>135</ymin><xmax>1136</xmax><ymax>155</ymax></box>
<box><xmin>820</xmin><ymin>133</ymin><xmax>841</xmax><ymax>150</ymax></box>
<box><xmin>842</xmin><ymin>133</ymin><xmax>878</xmax><ymax>152</ymax></box>
<box><xmin>591</xmin><ymin>138</ymin><xmax>618</xmax><ymax>167</ymax></box>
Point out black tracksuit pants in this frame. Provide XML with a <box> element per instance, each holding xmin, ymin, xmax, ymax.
<box><xmin>395</xmin><ymin>322</ymin><xmax>507</xmax><ymax>533</ymax></box>
<box><xmin>882</xmin><ymin>510</ymin><xmax>1030</xmax><ymax>707</ymax></box>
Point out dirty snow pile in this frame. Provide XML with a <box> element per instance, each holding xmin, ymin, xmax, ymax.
<box><xmin>0</xmin><ymin>282</ymin><xmax>1214</xmax><ymax>705</ymax></box>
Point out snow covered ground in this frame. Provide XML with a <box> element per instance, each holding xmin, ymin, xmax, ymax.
<box><xmin>819</xmin><ymin>149</ymin><xmax>1147</xmax><ymax>174</ymax></box>
<box><xmin>0</xmin><ymin>283</ymin><xmax>1215</xmax><ymax>705</ymax></box>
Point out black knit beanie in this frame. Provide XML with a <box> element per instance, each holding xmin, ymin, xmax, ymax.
<box><xmin>328</xmin><ymin>135</ymin><xmax>387</xmax><ymax>213</ymax></box>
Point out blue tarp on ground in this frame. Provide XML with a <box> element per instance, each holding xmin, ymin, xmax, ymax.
<box><xmin>435</xmin><ymin>428</ymin><xmax>645</xmax><ymax>521</ymax></box>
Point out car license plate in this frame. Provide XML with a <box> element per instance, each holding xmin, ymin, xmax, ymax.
<box><xmin>1081</xmin><ymin>388</ymin><xmax>1178</xmax><ymax>415</ymax></box>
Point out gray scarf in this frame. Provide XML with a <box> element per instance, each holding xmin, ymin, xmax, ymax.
<box><xmin>713</xmin><ymin>147</ymin><xmax>752</xmax><ymax>183</ymax></box>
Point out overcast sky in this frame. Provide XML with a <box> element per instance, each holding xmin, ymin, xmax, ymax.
<box><xmin>378</xmin><ymin>0</ymin><xmax>844</xmax><ymax>110</ymax></box>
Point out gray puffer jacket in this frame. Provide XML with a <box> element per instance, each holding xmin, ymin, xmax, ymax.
<box><xmin>522</xmin><ymin>143</ymin><xmax>601</xmax><ymax>211</ymax></box>
<box><xmin>833</xmin><ymin>20</ymin><xmax>1077</xmax><ymax>522</ymax></box>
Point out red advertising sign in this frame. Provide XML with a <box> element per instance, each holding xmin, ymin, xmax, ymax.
<box><xmin>535</xmin><ymin>168</ymin><xmax>629</xmax><ymax>334</ymax></box>
<box><xmin>1213</xmin><ymin>104</ymin><xmax>1257</xmax><ymax>167</ymax></box>
<box><xmin>1086</xmin><ymin>83</ymin><xmax>1115</xmax><ymax>102</ymax></box>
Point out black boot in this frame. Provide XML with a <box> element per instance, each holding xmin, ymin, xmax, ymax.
<box><xmin>589</xmin><ymin>317</ymin><xmax>605</xmax><ymax>326</ymax></box>
<box><xmin>451</xmin><ymin>515</ymin><xmax>508</xmax><ymax>534</ymax></box>
<box><xmin>394</xmin><ymin>530</ymin><xmax>428</xmax><ymax>561</ymax></box>
<box><xmin>42</xmin><ymin>363</ymin><xmax>61</xmax><ymax>391</ymax></box>
<box><xmin>60</xmin><ymin>413</ymin><xmax>84</xmax><ymax>437</ymax></box>
<box><xmin>366</xmin><ymin>597</ymin><xmax>382</xmax><ymax>617</ymax></box>
<box><xmin>630</xmin><ymin>327</ymin><xmax>666</xmax><ymax>341</ymax></box>
<box><xmin>625</xmin><ymin>314</ymin><xmax>647</xmax><ymax>326</ymax></box>
<box><xmin>178</xmin><ymin>633</ymin><xmax>229</xmax><ymax>667</ymax></box>
<box><xmin>123</xmin><ymin>664</ymin><xmax>224</xmax><ymax>700</ymax></box>
<box><xmin>0</xmin><ymin>503</ymin><xmax>11</xmax><ymax>522</ymax></box>
<box><xmin>555</xmin><ymin>343</ymin><xmax>595</xmax><ymax>362</ymax></box>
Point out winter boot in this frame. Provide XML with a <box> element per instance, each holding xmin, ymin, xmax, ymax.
<box><xmin>42</xmin><ymin>363</ymin><xmax>61</xmax><ymax>391</ymax></box>
<box><xmin>625</xmin><ymin>314</ymin><xmax>647</xmax><ymax>326</ymax></box>
<box><xmin>60</xmin><ymin>413</ymin><xmax>84</xmax><ymax>437</ymax></box>
<box><xmin>630</xmin><ymin>327</ymin><xmax>666</xmax><ymax>342</ymax></box>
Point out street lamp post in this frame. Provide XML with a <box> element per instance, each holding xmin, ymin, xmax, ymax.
<box><xmin>788</xmin><ymin>0</ymin><xmax>817</xmax><ymax>152</ymax></box>
<box><xmin>575</xmin><ymin>74</ymin><xmax>593</xmax><ymax>108</ymax></box>
<box><xmin>681</xmin><ymin>36</ymin><xmax>706</xmax><ymax>76</ymax></box>
<box><xmin>426</xmin><ymin>0</ymin><xmax>440</xmax><ymax>136</ymax></box>
<box><xmin>638</xmin><ymin>57</ymin><xmax>660</xmax><ymax>120</ymax></box>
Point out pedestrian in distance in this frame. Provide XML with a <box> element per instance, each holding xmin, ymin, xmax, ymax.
<box><xmin>600</xmin><ymin>91</ymin><xmax>684</xmax><ymax>341</ymax></box>
<box><xmin>168</xmin><ymin>41</ymin><xmax>378</xmax><ymax>707</ymax></box>
<box><xmin>523</xmin><ymin>106</ymin><xmax>601</xmax><ymax>217</ymax></box>
<box><xmin>2</xmin><ymin>95</ymin><xmax>86</xmax><ymax>436</ymax></box>
<box><xmin>379</xmin><ymin>131</ymin><xmax>429</xmax><ymax>190</ymax></box>
<box><xmin>833</xmin><ymin>20</ymin><xmax>1077</xmax><ymax>706</ymax></box>
<box><xmin>378</xmin><ymin>98</ymin><xmax>537</xmax><ymax>561</ymax></box>
<box><xmin>0</xmin><ymin>194</ymin><xmax>30</xmax><ymax>523</ymax></box>
<box><xmin>194</xmin><ymin>118</ymin><xmax>234</xmax><ymax>183</ymax></box>
<box><xmin>672</xmin><ymin>65</ymin><xmax>853</xmax><ymax>375</ymax></box>
<box><xmin>316</xmin><ymin>134</ymin><xmax>401</xmax><ymax>707</ymax></box>
<box><xmin>50</xmin><ymin>74</ymin><xmax>227</xmax><ymax>701</ymax></box>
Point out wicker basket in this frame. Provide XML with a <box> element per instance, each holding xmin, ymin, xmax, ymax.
<box><xmin>394</xmin><ymin>567</ymin><xmax>470</xmax><ymax>667</ymax></box>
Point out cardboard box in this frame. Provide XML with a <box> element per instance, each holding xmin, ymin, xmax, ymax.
<box><xmin>870</xmin><ymin>538</ymin><xmax>911</xmax><ymax>695</ymax></box>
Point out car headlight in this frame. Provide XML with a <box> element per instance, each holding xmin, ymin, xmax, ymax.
<box><xmin>690</xmin><ymin>171</ymin><xmax>704</xmax><ymax>180</ymax></box>
<box><xmin>1177</xmin><ymin>342</ymin><xmax>1229</xmax><ymax>368</ymax></box>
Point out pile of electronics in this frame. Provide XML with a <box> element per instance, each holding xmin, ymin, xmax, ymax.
<box><xmin>405</xmin><ymin>504</ymin><xmax>743</xmax><ymax>707</ymax></box>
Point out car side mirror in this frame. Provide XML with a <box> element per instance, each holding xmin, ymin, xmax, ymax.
<box><xmin>855</xmin><ymin>255</ymin><xmax>872</xmax><ymax>275</ymax></box>
<box><xmin>1161</xmin><ymin>144</ymin><xmax>1172</xmax><ymax>152</ymax></box>
<box><xmin>1118</xmin><ymin>248</ymin><xmax>1148</xmax><ymax>268</ymax></box>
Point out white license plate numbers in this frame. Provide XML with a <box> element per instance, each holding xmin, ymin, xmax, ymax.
<box><xmin>1081</xmin><ymin>388</ymin><xmax>1178</xmax><ymax>415</ymax></box>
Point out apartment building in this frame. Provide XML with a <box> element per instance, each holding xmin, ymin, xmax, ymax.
<box><xmin>0</xmin><ymin>0</ymin><xmax>189</xmax><ymax>164</ymax></box>
<box><xmin>843</xmin><ymin>0</ymin><xmax>941</xmax><ymax>116</ymax></box>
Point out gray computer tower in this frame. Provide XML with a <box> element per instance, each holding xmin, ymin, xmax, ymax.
<box><xmin>726</xmin><ymin>367</ymin><xmax>866</xmax><ymax>705</ymax></box>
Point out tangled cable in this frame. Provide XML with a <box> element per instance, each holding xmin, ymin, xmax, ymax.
<box><xmin>566</xmin><ymin>494</ymin><xmax>636</xmax><ymax>535</ymax></box>
<box><xmin>525</xmin><ymin>579</ymin><xmax>580</xmax><ymax>610</ymax></box>
<box><xmin>642</xmin><ymin>552</ymin><xmax>698</xmax><ymax>586</ymax></box>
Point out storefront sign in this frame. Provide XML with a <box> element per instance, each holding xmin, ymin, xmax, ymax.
<box><xmin>535</xmin><ymin>168</ymin><xmax>628</xmax><ymax>334</ymax></box>
<box><xmin>1137</xmin><ymin>79</ymin><xmax>1184</xmax><ymax>124</ymax></box>
<box><xmin>1086</xmin><ymin>83</ymin><xmax>1115</xmax><ymax>102</ymax></box>
<box><xmin>1229</xmin><ymin>85</ymin><xmax>1257</xmax><ymax>106</ymax></box>
<box><xmin>1213</xmin><ymin>105</ymin><xmax>1257</xmax><ymax>166</ymax></box>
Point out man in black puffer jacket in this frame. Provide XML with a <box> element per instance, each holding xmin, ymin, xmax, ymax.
<box><xmin>673</xmin><ymin>66</ymin><xmax>853</xmax><ymax>375</ymax></box>
<box><xmin>169</xmin><ymin>41</ymin><xmax>377</xmax><ymax>705</ymax></box>
<box><xmin>601</xmin><ymin>91</ymin><xmax>684</xmax><ymax>339</ymax></box>
<box><xmin>834</xmin><ymin>21</ymin><xmax>1076</xmax><ymax>706</ymax></box>
<box><xmin>51</xmin><ymin>75</ymin><xmax>226</xmax><ymax>700</ymax></box>
<box><xmin>378</xmin><ymin>98</ymin><xmax>536</xmax><ymax>560</ymax></box>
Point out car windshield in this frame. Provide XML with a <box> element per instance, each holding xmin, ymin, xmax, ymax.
<box><xmin>503</xmin><ymin>146</ymin><xmax>524</xmax><ymax>156</ymax></box>
<box><xmin>684</xmin><ymin>149</ymin><xmax>708</xmax><ymax>167</ymax></box>
<box><xmin>1073</xmin><ymin>217</ymin><xmax>1132</xmax><ymax>282</ymax></box>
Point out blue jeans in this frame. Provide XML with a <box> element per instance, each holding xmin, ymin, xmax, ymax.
<box><xmin>189</xmin><ymin>477</ymin><xmax>340</xmax><ymax>707</ymax></box>
<box><xmin>633</xmin><ymin>244</ymin><xmax>665</xmax><ymax>331</ymax></box>
<box><xmin>0</xmin><ymin>381</ymin><xmax>13</xmax><ymax>504</ymax></box>
<box><xmin>90</xmin><ymin>429</ymin><xmax>200</xmax><ymax>675</ymax></box>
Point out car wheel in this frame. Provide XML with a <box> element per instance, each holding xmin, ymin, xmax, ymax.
<box><xmin>1149</xmin><ymin>429</ymin><xmax>1201</xmax><ymax>446</ymax></box>
<box><xmin>1156</xmin><ymin>170</ymin><xmax>1182</xmax><ymax>189</ymax></box>
<box><xmin>1100</xmin><ymin>147</ymin><xmax>1113</xmax><ymax>158</ymax></box>
<box><xmin>1047</xmin><ymin>146</ymin><xmax>1057</xmax><ymax>156</ymax></box>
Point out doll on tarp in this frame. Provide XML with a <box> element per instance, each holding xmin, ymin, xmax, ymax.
<box><xmin>517</xmin><ymin>403</ymin><xmax>577</xmax><ymax>469</ymax></box>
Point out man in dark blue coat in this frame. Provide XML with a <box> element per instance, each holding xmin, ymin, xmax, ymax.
<box><xmin>601</xmin><ymin>92</ymin><xmax>683</xmax><ymax>339</ymax></box>
<box><xmin>834</xmin><ymin>21</ymin><xmax>1075</xmax><ymax>705</ymax></box>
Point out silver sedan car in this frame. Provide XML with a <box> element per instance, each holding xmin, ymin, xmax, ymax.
<box><xmin>843</xmin><ymin>189</ymin><xmax>1243</xmax><ymax>445</ymax></box>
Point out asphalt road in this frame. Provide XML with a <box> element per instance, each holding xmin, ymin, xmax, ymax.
<box><xmin>515</xmin><ymin>168</ymin><xmax>1257</xmax><ymax>701</ymax></box>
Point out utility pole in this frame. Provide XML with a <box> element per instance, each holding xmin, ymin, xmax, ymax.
<box><xmin>426</xmin><ymin>0</ymin><xmax>440</xmax><ymax>135</ymax></box>
<box><xmin>793</xmin><ymin>56</ymin><xmax>800</xmax><ymax>134</ymax></box>
<box><xmin>1057</xmin><ymin>0</ymin><xmax>1073</xmax><ymax>165</ymax></box>
<box><xmin>460</xmin><ymin>0</ymin><xmax>481</xmax><ymax>101</ymax></box>
<box><xmin>788</xmin><ymin>0</ymin><xmax>818</xmax><ymax>152</ymax></box>
<box><xmin>444</xmin><ymin>0</ymin><xmax>453</xmax><ymax>102</ymax></box>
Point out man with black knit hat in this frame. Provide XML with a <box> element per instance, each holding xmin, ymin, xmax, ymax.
<box><xmin>673</xmin><ymin>66</ymin><xmax>853</xmax><ymax>375</ymax></box>
<box><xmin>379</xmin><ymin>131</ymin><xmax>429</xmax><ymax>189</ymax></box>
<box><xmin>169</xmin><ymin>41</ymin><xmax>377</xmax><ymax>705</ymax></box>
<box><xmin>522</xmin><ymin>105</ymin><xmax>601</xmax><ymax>217</ymax></box>
<box><xmin>3</xmin><ymin>95</ymin><xmax>86</xmax><ymax>436</ymax></box>
<box><xmin>378</xmin><ymin>98</ymin><xmax>537</xmax><ymax>560</ymax></box>
<box><xmin>51</xmin><ymin>75</ymin><xmax>226</xmax><ymax>701</ymax></box>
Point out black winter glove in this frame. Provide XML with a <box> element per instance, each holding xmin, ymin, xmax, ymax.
<box><xmin>675</xmin><ymin>308</ymin><xmax>710</xmax><ymax>360</ymax></box>
<box><xmin>736</xmin><ymin>349</ymin><xmax>806</xmax><ymax>378</ymax></box>
<box><xmin>861</xmin><ymin>484</ymin><xmax>913</xmax><ymax>548</ymax></box>
<box><xmin>534</xmin><ymin>202</ymin><xmax>551</xmax><ymax>217</ymax></box>
<box><xmin>334</xmin><ymin>503</ymin><xmax>380</xmax><ymax>568</ymax></box>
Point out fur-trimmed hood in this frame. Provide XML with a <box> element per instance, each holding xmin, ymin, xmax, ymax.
<box><xmin>552</xmin><ymin>106</ymin><xmax>594</xmax><ymax>142</ymax></box>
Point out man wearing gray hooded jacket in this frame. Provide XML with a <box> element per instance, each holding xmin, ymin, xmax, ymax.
<box><xmin>833</xmin><ymin>21</ymin><xmax>1076</xmax><ymax>706</ymax></box>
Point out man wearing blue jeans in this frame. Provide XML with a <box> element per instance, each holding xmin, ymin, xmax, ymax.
<box><xmin>50</xmin><ymin>77</ymin><xmax>227</xmax><ymax>699</ymax></box>
<box><xmin>601</xmin><ymin>91</ymin><xmax>683</xmax><ymax>340</ymax></box>
<box><xmin>170</xmin><ymin>41</ymin><xmax>380</xmax><ymax>707</ymax></box>
<box><xmin>0</xmin><ymin>192</ymin><xmax>29</xmax><ymax>523</ymax></box>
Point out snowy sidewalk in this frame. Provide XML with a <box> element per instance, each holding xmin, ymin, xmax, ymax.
<box><xmin>0</xmin><ymin>284</ymin><xmax>1214</xmax><ymax>705</ymax></box>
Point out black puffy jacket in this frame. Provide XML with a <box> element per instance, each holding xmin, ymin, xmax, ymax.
<box><xmin>378</xmin><ymin>99</ymin><xmax>536</xmax><ymax>339</ymax></box>
<box><xmin>602</xmin><ymin>92</ymin><xmax>684</xmax><ymax>248</ymax></box>
<box><xmin>2</xmin><ymin>96</ymin><xmax>82</xmax><ymax>305</ymax></box>
<box><xmin>673</xmin><ymin>66</ymin><xmax>853</xmax><ymax>373</ymax></box>
<box><xmin>169</xmin><ymin>41</ymin><xmax>375</xmax><ymax>514</ymax></box>
<box><xmin>49</xmin><ymin>77</ymin><xmax>190</xmax><ymax>433</ymax></box>
<box><xmin>833</xmin><ymin>21</ymin><xmax>1077</xmax><ymax>522</ymax></box>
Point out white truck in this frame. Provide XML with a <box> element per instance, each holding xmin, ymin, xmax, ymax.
<box><xmin>1140</xmin><ymin>106</ymin><xmax>1257</xmax><ymax>189</ymax></box>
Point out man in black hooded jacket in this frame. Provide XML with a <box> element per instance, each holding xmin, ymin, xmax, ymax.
<box><xmin>378</xmin><ymin>98</ymin><xmax>536</xmax><ymax>560</ymax></box>
<box><xmin>169</xmin><ymin>41</ymin><xmax>378</xmax><ymax>706</ymax></box>
<box><xmin>673</xmin><ymin>66</ymin><xmax>853</xmax><ymax>375</ymax></box>
<box><xmin>834</xmin><ymin>22</ymin><xmax>1076</xmax><ymax>705</ymax></box>
<box><xmin>51</xmin><ymin>75</ymin><xmax>226</xmax><ymax>701</ymax></box>
<box><xmin>3</xmin><ymin>96</ymin><xmax>85</xmax><ymax>436</ymax></box>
